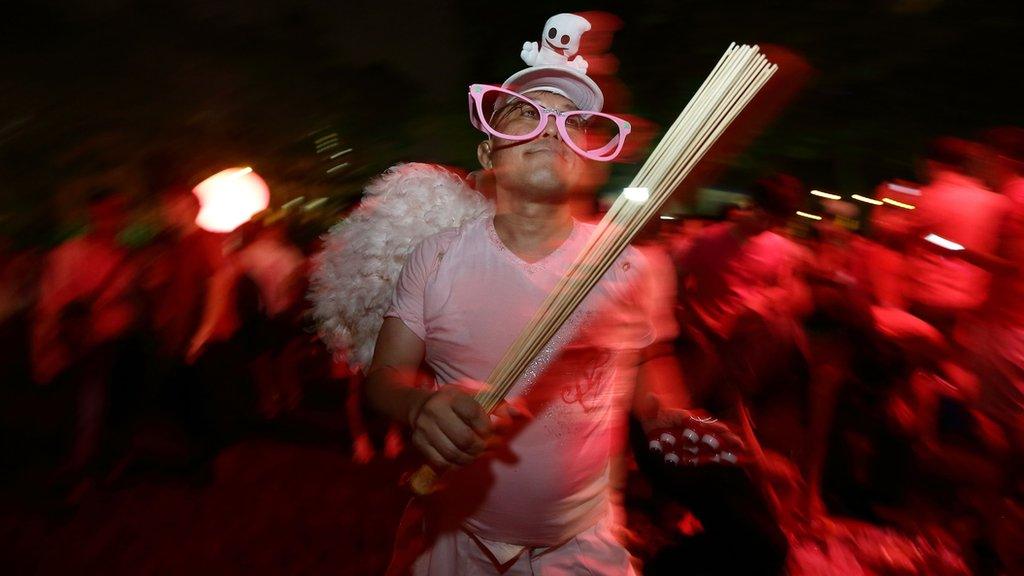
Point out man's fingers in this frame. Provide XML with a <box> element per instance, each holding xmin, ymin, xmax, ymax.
<box><xmin>451</xmin><ymin>395</ymin><xmax>492</xmax><ymax>437</ymax></box>
<box><xmin>423</xmin><ymin>421</ymin><xmax>477</xmax><ymax>466</ymax></box>
<box><xmin>412</xmin><ymin>430</ymin><xmax>451</xmax><ymax>470</ymax></box>
<box><xmin>440</xmin><ymin>415</ymin><xmax>487</xmax><ymax>454</ymax></box>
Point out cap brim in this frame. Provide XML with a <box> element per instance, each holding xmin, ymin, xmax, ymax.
<box><xmin>501</xmin><ymin>66</ymin><xmax>604</xmax><ymax>113</ymax></box>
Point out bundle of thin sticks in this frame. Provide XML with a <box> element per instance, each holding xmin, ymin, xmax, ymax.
<box><xmin>411</xmin><ymin>43</ymin><xmax>777</xmax><ymax>494</ymax></box>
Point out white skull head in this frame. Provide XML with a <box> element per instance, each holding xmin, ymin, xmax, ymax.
<box><xmin>541</xmin><ymin>13</ymin><xmax>591</xmax><ymax>58</ymax></box>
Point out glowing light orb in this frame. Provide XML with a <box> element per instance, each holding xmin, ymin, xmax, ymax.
<box><xmin>193</xmin><ymin>167</ymin><xmax>270</xmax><ymax>233</ymax></box>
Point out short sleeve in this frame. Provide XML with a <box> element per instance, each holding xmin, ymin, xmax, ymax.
<box><xmin>603</xmin><ymin>246</ymin><xmax>676</xmax><ymax>351</ymax></box>
<box><xmin>384</xmin><ymin>234</ymin><xmax>443</xmax><ymax>340</ymax></box>
<box><xmin>638</xmin><ymin>246</ymin><xmax>681</xmax><ymax>344</ymax></box>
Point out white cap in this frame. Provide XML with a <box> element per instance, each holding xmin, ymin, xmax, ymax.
<box><xmin>501</xmin><ymin>66</ymin><xmax>604</xmax><ymax>112</ymax></box>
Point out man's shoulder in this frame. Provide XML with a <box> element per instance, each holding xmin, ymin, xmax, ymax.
<box><xmin>413</xmin><ymin>215</ymin><xmax>487</xmax><ymax>256</ymax></box>
<box><xmin>51</xmin><ymin>235</ymin><xmax>115</xmax><ymax>261</ymax></box>
<box><xmin>684</xmin><ymin>222</ymin><xmax>733</xmax><ymax>251</ymax></box>
<box><xmin>697</xmin><ymin>221</ymin><xmax>734</xmax><ymax>240</ymax></box>
<box><xmin>745</xmin><ymin>231</ymin><xmax>804</xmax><ymax>265</ymax></box>
<box><xmin>758</xmin><ymin>230</ymin><xmax>801</xmax><ymax>252</ymax></box>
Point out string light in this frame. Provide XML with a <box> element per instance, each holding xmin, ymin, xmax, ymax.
<box><xmin>882</xmin><ymin>197</ymin><xmax>915</xmax><ymax>210</ymax></box>
<box><xmin>810</xmin><ymin>190</ymin><xmax>841</xmax><ymax>200</ymax></box>
<box><xmin>851</xmin><ymin>194</ymin><xmax>883</xmax><ymax>205</ymax></box>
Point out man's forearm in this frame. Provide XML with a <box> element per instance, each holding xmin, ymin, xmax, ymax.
<box><xmin>633</xmin><ymin>342</ymin><xmax>690</xmax><ymax>421</ymax></box>
<box><xmin>364</xmin><ymin>365</ymin><xmax>433</xmax><ymax>427</ymax></box>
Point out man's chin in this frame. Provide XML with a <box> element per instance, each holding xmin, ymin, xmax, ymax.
<box><xmin>523</xmin><ymin>170</ymin><xmax>574</xmax><ymax>201</ymax></box>
<box><xmin>492</xmin><ymin>160</ymin><xmax>579</xmax><ymax>202</ymax></box>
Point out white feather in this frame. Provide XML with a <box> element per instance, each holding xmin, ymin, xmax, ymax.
<box><xmin>309</xmin><ymin>163</ymin><xmax>492</xmax><ymax>371</ymax></box>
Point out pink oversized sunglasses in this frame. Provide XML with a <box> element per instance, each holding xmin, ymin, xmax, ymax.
<box><xmin>468</xmin><ymin>84</ymin><xmax>631</xmax><ymax>162</ymax></box>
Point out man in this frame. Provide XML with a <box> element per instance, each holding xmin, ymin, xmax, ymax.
<box><xmin>675</xmin><ymin>176</ymin><xmax>808</xmax><ymax>341</ymax></box>
<box><xmin>146</xmin><ymin>186</ymin><xmax>222</xmax><ymax>360</ymax></box>
<box><xmin>33</xmin><ymin>186</ymin><xmax>142</xmax><ymax>493</ymax></box>
<box><xmin>954</xmin><ymin>130</ymin><xmax>1024</xmax><ymax>471</ymax></box>
<box><xmin>141</xmin><ymin>185</ymin><xmax>223</xmax><ymax>466</ymax></box>
<box><xmin>365</xmin><ymin>14</ymin><xmax>686</xmax><ymax>575</ymax></box>
<box><xmin>665</xmin><ymin>177</ymin><xmax>804</xmax><ymax>572</ymax></box>
<box><xmin>905</xmin><ymin>137</ymin><xmax>1011</xmax><ymax>336</ymax></box>
<box><xmin>674</xmin><ymin>175</ymin><xmax>810</xmax><ymax>407</ymax></box>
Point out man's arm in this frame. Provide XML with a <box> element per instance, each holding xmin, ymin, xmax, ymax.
<box><xmin>632</xmin><ymin>341</ymin><xmax>690</xmax><ymax>423</ymax></box>
<box><xmin>365</xmin><ymin>318</ymin><xmax>491</xmax><ymax>469</ymax></box>
<box><xmin>364</xmin><ymin>317</ymin><xmax>430</xmax><ymax>425</ymax></box>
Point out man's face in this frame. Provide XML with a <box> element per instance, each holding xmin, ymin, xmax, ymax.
<box><xmin>731</xmin><ymin>204</ymin><xmax>778</xmax><ymax>235</ymax></box>
<box><xmin>88</xmin><ymin>196</ymin><xmax>127</xmax><ymax>238</ymax></box>
<box><xmin>160</xmin><ymin>193</ymin><xmax>200</xmax><ymax>231</ymax></box>
<box><xmin>479</xmin><ymin>90</ymin><xmax>588</xmax><ymax>203</ymax></box>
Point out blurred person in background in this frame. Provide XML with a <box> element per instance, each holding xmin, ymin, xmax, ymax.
<box><xmin>0</xmin><ymin>235</ymin><xmax>41</xmax><ymax>386</ymax></box>
<box><xmin>186</xmin><ymin>220</ymin><xmax>265</xmax><ymax>453</ymax></box>
<box><xmin>901</xmin><ymin>137</ymin><xmax>1013</xmax><ymax>477</ymax></box>
<box><xmin>955</xmin><ymin>128</ymin><xmax>1024</xmax><ymax>447</ymax></box>
<box><xmin>32</xmin><ymin>186</ymin><xmax>143</xmax><ymax>496</ymax></box>
<box><xmin>234</xmin><ymin>219</ymin><xmax>306</xmax><ymax>322</ymax></box>
<box><xmin>866</xmin><ymin>179</ymin><xmax>921</xmax><ymax>309</ymax></box>
<box><xmin>674</xmin><ymin>174</ymin><xmax>811</xmax><ymax>421</ymax></box>
<box><xmin>947</xmin><ymin>128</ymin><xmax>1024</xmax><ymax>574</ymax></box>
<box><xmin>188</xmin><ymin>218</ymin><xmax>307</xmax><ymax>431</ymax></box>
<box><xmin>905</xmin><ymin>137</ymin><xmax>1011</xmax><ymax>337</ymax></box>
<box><xmin>652</xmin><ymin>175</ymin><xmax>813</xmax><ymax>573</ymax></box>
<box><xmin>147</xmin><ymin>185</ymin><xmax>223</xmax><ymax>362</ymax></box>
<box><xmin>138</xmin><ymin>184</ymin><xmax>223</xmax><ymax>469</ymax></box>
<box><xmin>798</xmin><ymin>201</ymin><xmax>878</xmax><ymax>522</ymax></box>
<box><xmin>234</xmin><ymin>219</ymin><xmax>307</xmax><ymax>418</ymax></box>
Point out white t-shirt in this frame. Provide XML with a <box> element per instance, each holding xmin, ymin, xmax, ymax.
<box><xmin>386</xmin><ymin>215</ymin><xmax>658</xmax><ymax>546</ymax></box>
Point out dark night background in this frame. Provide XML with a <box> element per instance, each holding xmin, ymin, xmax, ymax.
<box><xmin>1</xmin><ymin>2</ymin><xmax>1023</xmax><ymax>574</ymax></box>
<box><xmin>0</xmin><ymin>0</ymin><xmax>1021</xmax><ymax>241</ymax></box>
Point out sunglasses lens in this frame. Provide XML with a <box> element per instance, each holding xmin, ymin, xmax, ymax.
<box><xmin>562</xmin><ymin>112</ymin><xmax>624</xmax><ymax>159</ymax></box>
<box><xmin>480</xmin><ymin>90</ymin><xmax>544</xmax><ymax>138</ymax></box>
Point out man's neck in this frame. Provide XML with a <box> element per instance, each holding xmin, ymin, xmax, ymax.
<box><xmin>727</xmin><ymin>221</ymin><xmax>762</xmax><ymax>244</ymax></box>
<box><xmin>493</xmin><ymin>190</ymin><xmax>575</xmax><ymax>263</ymax></box>
<box><xmin>177</xmin><ymin>223</ymin><xmax>201</xmax><ymax>239</ymax></box>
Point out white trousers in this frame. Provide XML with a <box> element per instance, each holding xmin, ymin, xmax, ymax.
<box><xmin>395</xmin><ymin>512</ymin><xmax>636</xmax><ymax>576</ymax></box>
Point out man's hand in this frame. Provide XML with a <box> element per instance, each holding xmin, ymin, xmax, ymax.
<box><xmin>408</xmin><ymin>385</ymin><xmax>491</xmax><ymax>470</ymax></box>
<box><xmin>643</xmin><ymin>407</ymin><xmax>744</xmax><ymax>447</ymax></box>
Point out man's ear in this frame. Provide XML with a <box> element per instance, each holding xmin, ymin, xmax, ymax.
<box><xmin>477</xmin><ymin>139</ymin><xmax>493</xmax><ymax>169</ymax></box>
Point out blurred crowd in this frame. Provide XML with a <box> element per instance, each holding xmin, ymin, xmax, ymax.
<box><xmin>1</xmin><ymin>184</ymin><xmax>325</xmax><ymax>494</ymax></box>
<box><xmin>634</xmin><ymin>129</ymin><xmax>1024</xmax><ymax>575</ymax></box>
<box><xmin>1</xmin><ymin>127</ymin><xmax>1022</xmax><ymax>574</ymax></box>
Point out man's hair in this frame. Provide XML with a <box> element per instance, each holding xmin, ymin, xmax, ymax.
<box><xmin>924</xmin><ymin>136</ymin><xmax>982</xmax><ymax>174</ymax></box>
<box><xmin>748</xmin><ymin>174</ymin><xmax>802</xmax><ymax>218</ymax></box>
<box><xmin>159</xmin><ymin>185</ymin><xmax>201</xmax><ymax>208</ymax></box>
<box><xmin>85</xmin><ymin>186</ymin><xmax>122</xmax><ymax>206</ymax></box>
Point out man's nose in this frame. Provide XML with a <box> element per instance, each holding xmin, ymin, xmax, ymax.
<box><xmin>540</xmin><ymin>113</ymin><xmax>560</xmax><ymax>139</ymax></box>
